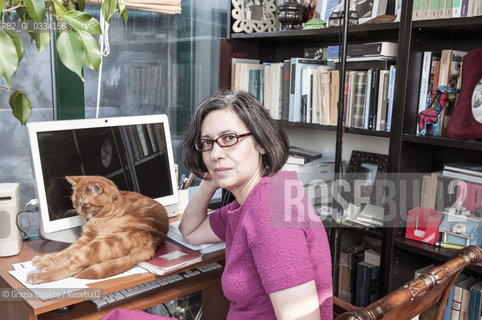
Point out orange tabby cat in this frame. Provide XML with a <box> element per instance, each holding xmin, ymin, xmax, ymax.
<box><xmin>27</xmin><ymin>175</ymin><xmax>169</xmax><ymax>284</ymax></box>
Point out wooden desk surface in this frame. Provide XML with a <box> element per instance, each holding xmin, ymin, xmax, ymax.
<box><xmin>0</xmin><ymin>219</ymin><xmax>227</xmax><ymax>320</ymax></box>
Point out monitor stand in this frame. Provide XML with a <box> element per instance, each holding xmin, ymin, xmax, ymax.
<box><xmin>40</xmin><ymin>225</ymin><xmax>82</xmax><ymax>243</ymax></box>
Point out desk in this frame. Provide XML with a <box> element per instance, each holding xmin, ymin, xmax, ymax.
<box><xmin>0</xmin><ymin>239</ymin><xmax>229</xmax><ymax>320</ymax></box>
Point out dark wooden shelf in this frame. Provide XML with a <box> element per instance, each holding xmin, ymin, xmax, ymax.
<box><xmin>278</xmin><ymin>120</ymin><xmax>390</xmax><ymax>137</ymax></box>
<box><xmin>402</xmin><ymin>134</ymin><xmax>482</xmax><ymax>151</ymax></box>
<box><xmin>412</xmin><ymin>16</ymin><xmax>482</xmax><ymax>34</ymax></box>
<box><xmin>340</xmin><ymin>224</ymin><xmax>384</xmax><ymax>240</ymax></box>
<box><xmin>393</xmin><ymin>237</ymin><xmax>482</xmax><ymax>273</ymax></box>
<box><xmin>230</xmin><ymin>22</ymin><xmax>399</xmax><ymax>43</ymax></box>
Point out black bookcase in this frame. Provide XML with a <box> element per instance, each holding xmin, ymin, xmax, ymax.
<box><xmin>219</xmin><ymin>0</ymin><xmax>482</xmax><ymax>297</ymax></box>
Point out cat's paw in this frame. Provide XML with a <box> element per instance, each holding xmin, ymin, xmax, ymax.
<box><xmin>27</xmin><ymin>272</ymin><xmax>46</xmax><ymax>284</ymax></box>
<box><xmin>31</xmin><ymin>254</ymin><xmax>57</xmax><ymax>271</ymax></box>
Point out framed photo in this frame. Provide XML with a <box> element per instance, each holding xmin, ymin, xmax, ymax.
<box><xmin>344</xmin><ymin>150</ymin><xmax>389</xmax><ymax>207</ymax></box>
<box><xmin>232</xmin><ymin>0</ymin><xmax>277</xmax><ymax>33</ymax></box>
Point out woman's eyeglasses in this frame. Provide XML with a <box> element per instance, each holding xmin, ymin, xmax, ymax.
<box><xmin>195</xmin><ymin>133</ymin><xmax>252</xmax><ymax>152</ymax></box>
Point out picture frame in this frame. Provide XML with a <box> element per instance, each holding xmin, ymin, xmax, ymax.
<box><xmin>344</xmin><ymin>150</ymin><xmax>389</xmax><ymax>207</ymax></box>
<box><xmin>231</xmin><ymin>0</ymin><xmax>278</xmax><ymax>34</ymax></box>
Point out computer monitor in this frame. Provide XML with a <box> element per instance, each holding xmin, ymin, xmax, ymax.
<box><xmin>26</xmin><ymin>115</ymin><xmax>178</xmax><ymax>243</ymax></box>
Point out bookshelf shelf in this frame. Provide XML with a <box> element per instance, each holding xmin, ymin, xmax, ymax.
<box><xmin>402</xmin><ymin>134</ymin><xmax>482</xmax><ymax>151</ymax></box>
<box><xmin>230</xmin><ymin>22</ymin><xmax>399</xmax><ymax>43</ymax></box>
<box><xmin>393</xmin><ymin>237</ymin><xmax>482</xmax><ymax>274</ymax></box>
<box><xmin>412</xmin><ymin>16</ymin><xmax>482</xmax><ymax>33</ymax></box>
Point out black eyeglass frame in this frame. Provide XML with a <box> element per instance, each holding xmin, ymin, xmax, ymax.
<box><xmin>195</xmin><ymin>132</ymin><xmax>252</xmax><ymax>152</ymax></box>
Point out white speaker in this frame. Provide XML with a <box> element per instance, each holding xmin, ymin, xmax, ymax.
<box><xmin>0</xmin><ymin>183</ymin><xmax>22</xmax><ymax>257</ymax></box>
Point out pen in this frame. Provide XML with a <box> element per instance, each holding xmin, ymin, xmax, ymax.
<box><xmin>184</xmin><ymin>173</ymin><xmax>195</xmax><ymax>189</ymax></box>
<box><xmin>179</xmin><ymin>174</ymin><xmax>186</xmax><ymax>190</ymax></box>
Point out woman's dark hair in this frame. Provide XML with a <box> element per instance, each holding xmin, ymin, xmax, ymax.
<box><xmin>181</xmin><ymin>90</ymin><xmax>289</xmax><ymax>178</ymax></box>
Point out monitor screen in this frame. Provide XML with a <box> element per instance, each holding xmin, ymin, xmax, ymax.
<box><xmin>27</xmin><ymin>115</ymin><xmax>178</xmax><ymax>242</ymax></box>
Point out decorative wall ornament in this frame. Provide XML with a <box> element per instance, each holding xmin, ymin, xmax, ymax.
<box><xmin>232</xmin><ymin>0</ymin><xmax>277</xmax><ymax>33</ymax></box>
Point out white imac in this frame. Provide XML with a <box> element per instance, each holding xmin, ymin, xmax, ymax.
<box><xmin>26</xmin><ymin>115</ymin><xmax>179</xmax><ymax>243</ymax></box>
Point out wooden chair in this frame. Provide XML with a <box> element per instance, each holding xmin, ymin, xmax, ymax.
<box><xmin>333</xmin><ymin>245</ymin><xmax>482</xmax><ymax>320</ymax></box>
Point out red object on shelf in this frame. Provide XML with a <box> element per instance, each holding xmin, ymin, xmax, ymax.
<box><xmin>405</xmin><ymin>207</ymin><xmax>444</xmax><ymax>244</ymax></box>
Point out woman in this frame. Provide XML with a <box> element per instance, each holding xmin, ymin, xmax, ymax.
<box><xmin>180</xmin><ymin>90</ymin><xmax>332</xmax><ymax>319</ymax></box>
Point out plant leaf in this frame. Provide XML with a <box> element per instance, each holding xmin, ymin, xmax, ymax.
<box><xmin>23</xmin><ymin>0</ymin><xmax>46</xmax><ymax>21</ymax></box>
<box><xmin>63</xmin><ymin>10</ymin><xmax>102</xmax><ymax>34</ymax></box>
<box><xmin>6</xmin><ymin>31</ymin><xmax>25</xmax><ymax>62</ymax></box>
<box><xmin>118</xmin><ymin>0</ymin><xmax>128</xmax><ymax>26</ymax></box>
<box><xmin>102</xmin><ymin>0</ymin><xmax>117</xmax><ymax>24</ymax></box>
<box><xmin>57</xmin><ymin>29</ymin><xmax>85</xmax><ymax>81</ymax></box>
<box><xmin>77</xmin><ymin>0</ymin><xmax>86</xmax><ymax>12</ymax></box>
<box><xmin>28</xmin><ymin>29</ymin><xmax>50</xmax><ymax>54</ymax></box>
<box><xmin>9</xmin><ymin>90</ymin><xmax>32</xmax><ymax>126</ymax></box>
<box><xmin>0</xmin><ymin>1</ymin><xmax>5</xmax><ymax>12</ymax></box>
<box><xmin>0</xmin><ymin>31</ymin><xmax>19</xmax><ymax>87</ymax></box>
<box><xmin>77</xmin><ymin>30</ymin><xmax>101</xmax><ymax>71</ymax></box>
<box><xmin>51</xmin><ymin>0</ymin><xmax>67</xmax><ymax>16</ymax></box>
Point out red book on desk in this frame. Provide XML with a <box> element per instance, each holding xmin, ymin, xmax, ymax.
<box><xmin>137</xmin><ymin>240</ymin><xmax>203</xmax><ymax>276</ymax></box>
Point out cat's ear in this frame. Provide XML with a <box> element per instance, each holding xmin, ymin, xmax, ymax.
<box><xmin>88</xmin><ymin>184</ymin><xmax>103</xmax><ymax>196</ymax></box>
<box><xmin>66</xmin><ymin>176</ymin><xmax>80</xmax><ymax>187</ymax></box>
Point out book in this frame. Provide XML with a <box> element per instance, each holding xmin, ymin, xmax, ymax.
<box><xmin>281</xmin><ymin>59</ymin><xmax>291</xmax><ymax>121</ymax></box>
<box><xmin>355</xmin><ymin>261</ymin><xmax>380</xmax><ymax>307</ymax></box>
<box><xmin>418</xmin><ymin>51</ymin><xmax>436</xmax><ymax>115</ymax></box>
<box><xmin>376</xmin><ymin>69</ymin><xmax>390</xmax><ymax>131</ymax></box>
<box><xmin>330</xmin><ymin>69</ymin><xmax>340</xmax><ymax>126</ymax></box>
<box><xmin>452</xmin><ymin>276</ymin><xmax>478</xmax><ymax>320</ymax></box>
<box><xmin>288</xmin><ymin>146</ymin><xmax>323</xmax><ymax>164</ymax></box>
<box><xmin>468</xmin><ymin>281</ymin><xmax>482</xmax><ymax>320</ymax></box>
<box><xmin>385</xmin><ymin>65</ymin><xmax>396</xmax><ymax>132</ymax></box>
<box><xmin>368</xmin><ymin>69</ymin><xmax>380</xmax><ymax>130</ymax></box>
<box><xmin>289</xmin><ymin>58</ymin><xmax>328</xmax><ymax>122</ymax></box>
<box><xmin>460</xmin><ymin>277</ymin><xmax>479</xmax><ymax>320</ymax></box>
<box><xmin>351</xmin><ymin>71</ymin><xmax>368</xmax><ymax>129</ymax></box>
<box><xmin>338</xmin><ymin>242</ymin><xmax>366</xmax><ymax>303</ymax></box>
<box><xmin>438</xmin><ymin>50</ymin><xmax>468</xmax><ymax>88</ymax></box>
<box><xmin>444</xmin><ymin>162</ymin><xmax>482</xmax><ymax>177</ymax></box>
<box><xmin>137</xmin><ymin>240</ymin><xmax>203</xmax><ymax>276</ymax></box>
<box><xmin>320</xmin><ymin>70</ymin><xmax>332</xmax><ymax>125</ymax></box>
<box><xmin>442</xmin><ymin>170</ymin><xmax>482</xmax><ymax>185</ymax></box>
<box><xmin>328</xmin><ymin>42</ymin><xmax>398</xmax><ymax>58</ymax></box>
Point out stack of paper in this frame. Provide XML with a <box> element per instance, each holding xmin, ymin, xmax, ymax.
<box><xmin>167</xmin><ymin>221</ymin><xmax>225</xmax><ymax>254</ymax></box>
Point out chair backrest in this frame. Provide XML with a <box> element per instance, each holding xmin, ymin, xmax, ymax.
<box><xmin>334</xmin><ymin>245</ymin><xmax>482</xmax><ymax>320</ymax></box>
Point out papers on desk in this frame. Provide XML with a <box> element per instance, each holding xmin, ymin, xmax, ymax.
<box><xmin>167</xmin><ymin>221</ymin><xmax>225</xmax><ymax>254</ymax></box>
<box><xmin>9</xmin><ymin>261</ymin><xmax>148</xmax><ymax>300</ymax></box>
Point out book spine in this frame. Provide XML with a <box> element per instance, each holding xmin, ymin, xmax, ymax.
<box><xmin>281</xmin><ymin>59</ymin><xmax>291</xmax><ymax>121</ymax></box>
<box><xmin>461</xmin><ymin>0</ymin><xmax>469</xmax><ymax>16</ymax></box>
<box><xmin>418</xmin><ymin>51</ymin><xmax>433</xmax><ymax>114</ymax></box>
<box><xmin>386</xmin><ymin>65</ymin><xmax>396</xmax><ymax>132</ymax></box>
<box><xmin>368</xmin><ymin>69</ymin><xmax>380</xmax><ymax>129</ymax></box>
<box><xmin>453</xmin><ymin>0</ymin><xmax>462</xmax><ymax>16</ymax></box>
<box><xmin>452</xmin><ymin>284</ymin><xmax>463</xmax><ymax>320</ymax></box>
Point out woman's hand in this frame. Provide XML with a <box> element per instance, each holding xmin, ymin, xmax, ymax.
<box><xmin>178</xmin><ymin>172</ymin><xmax>222</xmax><ymax>246</ymax></box>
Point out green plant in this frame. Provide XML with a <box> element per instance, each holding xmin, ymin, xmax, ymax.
<box><xmin>0</xmin><ymin>0</ymin><xmax>127</xmax><ymax>125</ymax></box>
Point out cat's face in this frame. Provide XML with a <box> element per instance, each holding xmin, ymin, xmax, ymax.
<box><xmin>65</xmin><ymin>176</ymin><xmax>119</xmax><ymax>220</ymax></box>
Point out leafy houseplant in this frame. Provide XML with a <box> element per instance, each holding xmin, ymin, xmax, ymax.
<box><xmin>0</xmin><ymin>0</ymin><xmax>127</xmax><ymax>125</ymax></box>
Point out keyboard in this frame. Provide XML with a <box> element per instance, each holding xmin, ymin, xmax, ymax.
<box><xmin>89</xmin><ymin>262</ymin><xmax>223</xmax><ymax>310</ymax></box>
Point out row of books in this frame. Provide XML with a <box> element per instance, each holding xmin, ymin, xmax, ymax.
<box><xmin>338</xmin><ymin>243</ymin><xmax>381</xmax><ymax>307</ymax></box>
<box><xmin>416</xmin><ymin>49</ymin><xmax>467</xmax><ymax>133</ymax></box>
<box><xmin>232</xmin><ymin>58</ymin><xmax>396</xmax><ymax>132</ymax></box>
<box><xmin>442</xmin><ymin>161</ymin><xmax>482</xmax><ymax>185</ymax></box>
<box><xmin>412</xmin><ymin>265</ymin><xmax>482</xmax><ymax>320</ymax></box>
<box><xmin>125</xmin><ymin>123</ymin><xmax>166</xmax><ymax>161</ymax></box>
<box><xmin>413</xmin><ymin>0</ymin><xmax>482</xmax><ymax>20</ymax></box>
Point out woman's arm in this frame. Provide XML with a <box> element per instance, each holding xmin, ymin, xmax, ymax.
<box><xmin>178</xmin><ymin>178</ymin><xmax>222</xmax><ymax>245</ymax></box>
<box><xmin>269</xmin><ymin>280</ymin><xmax>321</xmax><ymax>320</ymax></box>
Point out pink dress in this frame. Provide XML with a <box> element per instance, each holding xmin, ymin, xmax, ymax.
<box><xmin>209</xmin><ymin>171</ymin><xmax>332</xmax><ymax>319</ymax></box>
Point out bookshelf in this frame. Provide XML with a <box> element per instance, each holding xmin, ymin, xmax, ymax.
<box><xmin>219</xmin><ymin>0</ymin><xmax>482</xmax><ymax>300</ymax></box>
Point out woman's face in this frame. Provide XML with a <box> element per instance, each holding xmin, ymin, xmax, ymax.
<box><xmin>200</xmin><ymin>108</ymin><xmax>265</xmax><ymax>199</ymax></box>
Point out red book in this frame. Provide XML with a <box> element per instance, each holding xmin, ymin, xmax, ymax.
<box><xmin>137</xmin><ymin>240</ymin><xmax>203</xmax><ymax>276</ymax></box>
